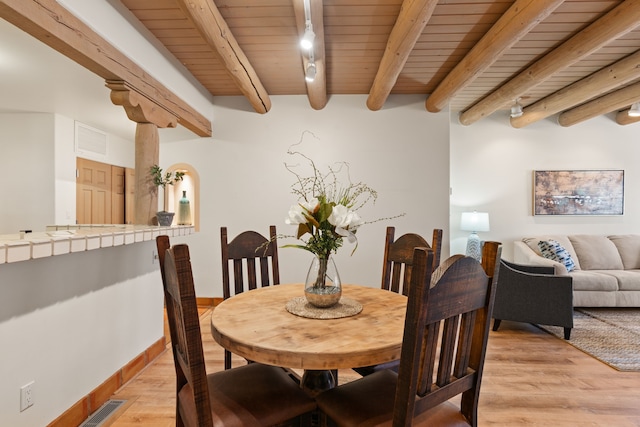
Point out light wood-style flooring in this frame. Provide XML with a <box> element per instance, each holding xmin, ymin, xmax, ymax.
<box><xmin>107</xmin><ymin>307</ymin><xmax>640</xmax><ymax>427</ymax></box>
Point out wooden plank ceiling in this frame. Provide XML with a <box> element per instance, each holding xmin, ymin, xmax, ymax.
<box><xmin>119</xmin><ymin>0</ymin><xmax>640</xmax><ymax>127</ymax></box>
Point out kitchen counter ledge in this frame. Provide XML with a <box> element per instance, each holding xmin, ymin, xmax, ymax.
<box><xmin>0</xmin><ymin>224</ymin><xmax>194</xmax><ymax>264</ymax></box>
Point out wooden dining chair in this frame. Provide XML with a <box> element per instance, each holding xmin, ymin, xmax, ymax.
<box><xmin>480</xmin><ymin>240</ymin><xmax>502</xmax><ymax>281</ymax></box>
<box><xmin>221</xmin><ymin>226</ymin><xmax>280</xmax><ymax>298</ymax></box>
<box><xmin>381</xmin><ymin>226</ymin><xmax>443</xmax><ymax>296</ymax></box>
<box><xmin>156</xmin><ymin>235</ymin><xmax>178</xmax><ymax>351</ymax></box>
<box><xmin>220</xmin><ymin>225</ymin><xmax>279</xmax><ymax>369</ymax></box>
<box><xmin>317</xmin><ymin>245</ymin><xmax>501</xmax><ymax>427</ymax></box>
<box><xmin>352</xmin><ymin>226</ymin><xmax>443</xmax><ymax>377</ymax></box>
<box><xmin>160</xmin><ymin>241</ymin><xmax>316</xmax><ymax>427</ymax></box>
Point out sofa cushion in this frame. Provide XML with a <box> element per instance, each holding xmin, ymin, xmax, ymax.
<box><xmin>615</xmin><ymin>291</ymin><xmax>640</xmax><ymax>306</ymax></box>
<box><xmin>568</xmin><ymin>235</ymin><xmax>623</xmax><ymax>270</ymax></box>
<box><xmin>523</xmin><ymin>235</ymin><xmax>581</xmax><ymax>270</ymax></box>
<box><xmin>538</xmin><ymin>240</ymin><xmax>576</xmax><ymax>272</ymax></box>
<box><xmin>573</xmin><ymin>291</ymin><xmax>617</xmax><ymax>307</ymax></box>
<box><xmin>569</xmin><ymin>271</ymin><xmax>619</xmax><ymax>292</ymax></box>
<box><xmin>591</xmin><ymin>270</ymin><xmax>640</xmax><ymax>291</ymax></box>
<box><xmin>608</xmin><ymin>235</ymin><xmax>640</xmax><ymax>270</ymax></box>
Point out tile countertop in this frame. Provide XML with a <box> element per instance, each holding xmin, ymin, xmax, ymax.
<box><xmin>0</xmin><ymin>224</ymin><xmax>195</xmax><ymax>264</ymax></box>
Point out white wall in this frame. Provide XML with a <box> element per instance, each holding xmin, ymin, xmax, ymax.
<box><xmin>0</xmin><ymin>243</ymin><xmax>164</xmax><ymax>427</ymax></box>
<box><xmin>0</xmin><ymin>113</ymin><xmax>55</xmax><ymax>235</ymax></box>
<box><xmin>54</xmin><ymin>115</ymin><xmax>77</xmax><ymax>226</ymax></box>
<box><xmin>450</xmin><ymin>112</ymin><xmax>640</xmax><ymax>260</ymax></box>
<box><xmin>0</xmin><ymin>113</ymin><xmax>135</xmax><ymax>234</ymax></box>
<box><xmin>1</xmin><ymin>110</ymin><xmax>150</xmax><ymax>426</ymax></box>
<box><xmin>162</xmin><ymin>95</ymin><xmax>451</xmax><ymax>296</ymax></box>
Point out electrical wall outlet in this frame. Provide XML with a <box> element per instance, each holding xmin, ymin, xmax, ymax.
<box><xmin>20</xmin><ymin>381</ymin><xmax>34</xmax><ymax>412</ymax></box>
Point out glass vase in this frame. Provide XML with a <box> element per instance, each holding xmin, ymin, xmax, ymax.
<box><xmin>304</xmin><ymin>255</ymin><xmax>341</xmax><ymax>308</ymax></box>
<box><xmin>177</xmin><ymin>190</ymin><xmax>191</xmax><ymax>225</ymax></box>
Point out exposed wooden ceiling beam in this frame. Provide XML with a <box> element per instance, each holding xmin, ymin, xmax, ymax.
<box><xmin>366</xmin><ymin>0</ymin><xmax>438</xmax><ymax>111</ymax></box>
<box><xmin>107</xmin><ymin>80</ymin><xmax>178</xmax><ymax>129</ymax></box>
<box><xmin>426</xmin><ymin>0</ymin><xmax>563</xmax><ymax>113</ymax></box>
<box><xmin>0</xmin><ymin>0</ymin><xmax>211</xmax><ymax>137</ymax></box>
<box><xmin>175</xmin><ymin>0</ymin><xmax>271</xmax><ymax>114</ymax></box>
<box><xmin>511</xmin><ymin>50</ymin><xmax>640</xmax><ymax>128</ymax></box>
<box><xmin>615</xmin><ymin>109</ymin><xmax>640</xmax><ymax>125</ymax></box>
<box><xmin>459</xmin><ymin>0</ymin><xmax>640</xmax><ymax>126</ymax></box>
<box><xmin>293</xmin><ymin>0</ymin><xmax>327</xmax><ymax>110</ymax></box>
<box><xmin>558</xmin><ymin>81</ymin><xmax>640</xmax><ymax>127</ymax></box>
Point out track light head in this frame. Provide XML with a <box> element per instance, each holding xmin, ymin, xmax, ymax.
<box><xmin>300</xmin><ymin>25</ymin><xmax>315</xmax><ymax>50</ymax></box>
<box><xmin>628</xmin><ymin>102</ymin><xmax>640</xmax><ymax>117</ymax></box>
<box><xmin>305</xmin><ymin>62</ymin><xmax>316</xmax><ymax>82</ymax></box>
<box><xmin>510</xmin><ymin>99</ymin><xmax>523</xmax><ymax>118</ymax></box>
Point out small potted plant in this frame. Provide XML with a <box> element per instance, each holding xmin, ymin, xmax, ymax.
<box><xmin>150</xmin><ymin>165</ymin><xmax>184</xmax><ymax>226</ymax></box>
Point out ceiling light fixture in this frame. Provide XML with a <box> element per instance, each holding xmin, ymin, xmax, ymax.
<box><xmin>305</xmin><ymin>62</ymin><xmax>316</xmax><ymax>82</ymax></box>
<box><xmin>301</xmin><ymin>25</ymin><xmax>315</xmax><ymax>50</ymax></box>
<box><xmin>300</xmin><ymin>0</ymin><xmax>315</xmax><ymax>51</ymax></box>
<box><xmin>304</xmin><ymin>38</ymin><xmax>316</xmax><ymax>83</ymax></box>
<box><xmin>628</xmin><ymin>102</ymin><xmax>640</xmax><ymax>117</ymax></box>
<box><xmin>510</xmin><ymin>98</ymin><xmax>523</xmax><ymax>118</ymax></box>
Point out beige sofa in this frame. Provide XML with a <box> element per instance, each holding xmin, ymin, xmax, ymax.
<box><xmin>513</xmin><ymin>234</ymin><xmax>640</xmax><ymax>307</ymax></box>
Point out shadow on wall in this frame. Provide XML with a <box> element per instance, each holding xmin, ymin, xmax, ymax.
<box><xmin>0</xmin><ymin>242</ymin><xmax>157</xmax><ymax>322</ymax></box>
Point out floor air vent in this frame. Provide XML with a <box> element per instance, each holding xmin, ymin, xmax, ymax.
<box><xmin>79</xmin><ymin>399</ymin><xmax>126</xmax><ymax>427</ymax></box>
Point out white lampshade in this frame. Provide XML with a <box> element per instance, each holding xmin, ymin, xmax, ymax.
<box><xmin>460</xmin><ymin>212</ymin><xmax>490</xmax><ymax>232</ymax></box>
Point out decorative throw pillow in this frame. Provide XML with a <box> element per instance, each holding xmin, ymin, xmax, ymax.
<box><xmin>538</xmin><ymin>240</ymin><xmax>576</xmax><ymax>272</ymax></box>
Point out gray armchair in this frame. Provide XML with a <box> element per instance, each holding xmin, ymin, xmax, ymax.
<box><xmin>492</xmin><ymin>259</ymin><xmax>574</xmax><ymax>339</ymax></box>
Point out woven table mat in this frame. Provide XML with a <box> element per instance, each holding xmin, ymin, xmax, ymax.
<box><xmin>285</xmin><ymin>296</ymin><xmax>363</xmax><ymax>319</ymax></box>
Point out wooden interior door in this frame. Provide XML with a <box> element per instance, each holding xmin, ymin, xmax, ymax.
<box><xmin>125</xmin><ymin>167</ymin><xmax>135</xmax><ymax>224</ymax></box>
<box><xmin>111</xmin><ymin>165</ymin><xmax>125</xmax><ymax>224</ymax></box>
<box><xmin>76</xmin><ymin>158</ymin><xmax>112</xmax><ymax>224</ymax></box>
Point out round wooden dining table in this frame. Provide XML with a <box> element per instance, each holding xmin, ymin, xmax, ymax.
<box><xmin>210</xmin><ymin>283</ymin><xmax>407</xmax><ymax>393</ymax></box>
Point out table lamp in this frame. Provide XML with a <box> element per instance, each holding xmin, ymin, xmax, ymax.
<box><xmin>460</xmin><ymin>211</ymin><xmax>490</xmax><ymax>261</ymax></box>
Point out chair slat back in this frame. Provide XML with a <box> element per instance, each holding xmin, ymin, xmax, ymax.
<box><xmin>220</xmin><ymin>226</ymin><xmax>280</xmax><ymax>369</ymax></box>
<box><xmin>221</xmin><ymin>226</ymin><xmax>280</xmax><ymax>299</ymax></box>
<box><xmin>156</xmin><ymin>236</ymin><xmax>180</xmax><ymax>359</ymax></box>
<box><xmin>431</xmin><ymin>228</ymin><xmax>444</xmax><ymax>268</ymax></box>
<box><xmin>381</xmin><ymin>226</ymin><xmax>443</xmax><ymax>296</ymax></box>
<box><xmin>481</xmin><ymin>241</ymin><xmax>502</xmax><ymax>280</ymax></box>
<box><xmin>163</xmin><ymin>243</ymin><xmax>213</xmax><ymax>427</ymax></box>
<box><xmin>393</xmin><ymin>244</ymin><xmax>502</xmax><ymax>427</ymax></box>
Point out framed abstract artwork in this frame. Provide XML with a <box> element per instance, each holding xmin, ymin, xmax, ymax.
<box><xmin>533</xmin><ymin>170</ymin><xmax>624</xmax><ymax>216</ymax></box>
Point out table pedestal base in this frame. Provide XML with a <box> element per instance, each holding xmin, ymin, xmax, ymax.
<box><xmin>301</xmin><ymin>370</ymin><xmax>336</xmax><ymax>397</ymax></box>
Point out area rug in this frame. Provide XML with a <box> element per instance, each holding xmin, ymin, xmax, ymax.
<box><xmin>539</xmin><ymin>308</ymin><xmax>640</xmax><ymax>371</ymax></box>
